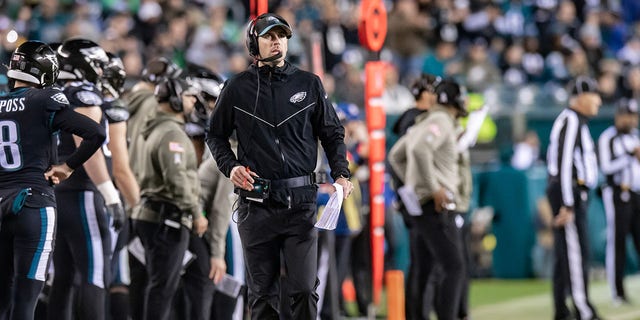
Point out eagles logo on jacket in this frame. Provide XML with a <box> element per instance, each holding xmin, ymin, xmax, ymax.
<box><xmin>206</xmin><ymin>61</ymin><xmax>349</xmax><ymax>206</ymax></box>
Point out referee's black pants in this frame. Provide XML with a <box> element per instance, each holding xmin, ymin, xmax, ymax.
<box><xmin>414</xmin><ymin>200</ymin><xmax>464</xmax><ymax>320</ymax></box>
<box><xmin>602</xmin><ymin>186</ymin><xmax>640</xmax><ymax>301</ymax></box>
<box><xmin>133</xmin><ymin>219</ymin><xmax>189</xmax><ymax>320</ymax></box>
<box><xmin>236</xmin><ymin>200</ymin><xmax>319</xmax><ymax>320</ymax></box>
<box><xmin>547</xmin><ymin>183</ymin><xmax>599</xmax><ymax>320</ymax></box>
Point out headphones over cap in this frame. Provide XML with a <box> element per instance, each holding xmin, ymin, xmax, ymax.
<box><xmin>155</xmin><ymin>78</ymin><xmax>186</xmax><ymax>112</ymax></box>
<box><xmin>245</xmin><ymin>13</ymin><xmax>292</xmax><ymax>58</ymax></box>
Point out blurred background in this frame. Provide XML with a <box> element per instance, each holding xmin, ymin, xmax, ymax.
<box><xmin>2</xmin><ymin>0</ymin><xmax>640</xmax><ymax>318</ymax></box>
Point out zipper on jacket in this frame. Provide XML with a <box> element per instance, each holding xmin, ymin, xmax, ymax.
<box><xmin>270</xmin><ymin>69</ymin><xmax>286</xmax><ymax>171</ymax></box>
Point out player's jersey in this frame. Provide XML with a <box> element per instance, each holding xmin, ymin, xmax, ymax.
<box><xmin>56</xmin><ymin>81</ymin><xmax>105</xmax><ymax>191</ymax></box>
<box><xmin>0</xmin><ymin>86</ymin><xmax>69</xmax><ymax>194</ymax></box>
<box><xmin>100</xmin><ymin>97</ymin><xmax>130</xmax><ymax>177</ymax></box>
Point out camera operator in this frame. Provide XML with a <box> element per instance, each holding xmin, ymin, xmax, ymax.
<box><xmin>206</xmin><ymin>13</ymin><xmax>353</xmax><ymax>319</ymax></box>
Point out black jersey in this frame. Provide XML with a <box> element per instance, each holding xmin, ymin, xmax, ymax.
<box><xmin>56</xmin><ymin>81</ymin><xmax>105</xmax><ymax>192</ymax></box>
<box><xmin>0</xmin><ymin>86</ymin><xmax>69</xmax><ymax>194</ymax></box>
<box><xmin>101</xmin><ymin>97</ymin><xmax>130</xmax><ymax>178</ymax></box>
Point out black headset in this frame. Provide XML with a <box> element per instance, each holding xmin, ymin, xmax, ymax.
<box><xmin>155</xmin><ymin>78</ymin><xmax>184</xmax><ymax>112</ymax></box>
<box><xmin>245</xmin><ymin>13</ymin><xmax>291</xmax><ymax>58</ymax></box>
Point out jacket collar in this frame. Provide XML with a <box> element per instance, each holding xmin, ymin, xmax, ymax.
<box><xmin>250</xmin><ymin>61</ymin><xmax>297</xmax><ymax>80</ymax></box>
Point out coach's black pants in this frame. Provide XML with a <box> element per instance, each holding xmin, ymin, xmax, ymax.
<box><xmin>134</xmin><ymin>219</ymin><xmax>189</xmax><ymax>320</ymax></box>
<box><xmin>236</xmin><ymin>200</ymin><xmax>319</xmax><ymax>320</ymax></box>
<box><xmin>182</xmin><ymin>233</ymin><xmax>215</xmax><ymax>320</ymax></box>
<box><xmin>0</xmin><ymin>206</ymin><xmax>55</xmax><ymax>320</ymax></box>
<box><xmin>547</xmin><ymin>183</ymin><xmax>599</xmax><ymax>320</ymax></box>
<box><xmin>414</xmin><ymin>200</ymin><xmax>464</xmax><ymax>320</ymax></box>
<box><xmin>602</xmin><ymin>186</ymin><xmax>640</xmax><ymax>301</ymax></box>
<box><xmin>405</xmin><ymin>220</ymin><xmax>432</xmax><ymax>320</ymax></box>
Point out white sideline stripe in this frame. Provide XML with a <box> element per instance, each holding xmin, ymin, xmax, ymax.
<box><xmin>470</xmin><ymin>276</ymin><xmax>640</xmax><ymax>320</ymax></box>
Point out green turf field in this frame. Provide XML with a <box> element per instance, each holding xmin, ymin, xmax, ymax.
<box><xmin>470</xmin><ymin>275</ymin><xmax>640</xmax><ymax>320</ymax></box>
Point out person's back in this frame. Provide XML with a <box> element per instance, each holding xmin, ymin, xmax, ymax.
<box><xmin>0</xmin><ymin>86</ymin><xmax>68</xmax><ymax>195</ymax></box>
<box><xmin>0</xmin><ymin>40</ymin><xmax>105</xmax><ymax>320</ymax></box>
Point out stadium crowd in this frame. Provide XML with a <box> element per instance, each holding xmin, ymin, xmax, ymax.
<box><xmin>1</xmin><ymin>0</ymin><xmax>640</xmax><ymax>320</ymax></box>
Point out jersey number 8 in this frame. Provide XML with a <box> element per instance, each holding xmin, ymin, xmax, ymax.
<box><xmin>0</xmin><ymin>120</ymin><xmax>22</xmax><ymax>170</ymax></box>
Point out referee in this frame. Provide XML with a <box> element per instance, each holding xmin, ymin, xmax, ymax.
<box><xmin>546</xmin><ymin>76</ymin><xmax>602</xmax><ymax>320</ymax></box>
<box><xmin>598</xmin><ymin>98</ymin><xmax>640</xmax><ymax>305</ymax></box>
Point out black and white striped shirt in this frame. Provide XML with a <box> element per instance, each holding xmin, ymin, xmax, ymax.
<box><xmin>598</xmin><ymin>126</ymin><xmax>640</xmax><ymax>191</ymax></box>
<box><xmin>547</xmin><ymin>108</ymin><xmax>598</xmax><ymax>207</ymax></box>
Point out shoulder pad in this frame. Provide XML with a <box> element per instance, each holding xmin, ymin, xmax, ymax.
<box><xmin>74</xmin><ymin>90</ymin><xmax>103</xmax><ymax>107</ymax></box>
<box><xmin>103</xmin><ymin>100</ymin><xmax>130</xmax><ymax>123</ymax></box>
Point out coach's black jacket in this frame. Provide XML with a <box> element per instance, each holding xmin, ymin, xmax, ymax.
<box><xmin>206</xmin><ymin>61</ymin><xmax>349</xmax><ymax>206</ymax></box>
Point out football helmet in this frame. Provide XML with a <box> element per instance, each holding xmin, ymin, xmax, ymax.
<box><xmin>57</xmin><ymin>38</ymin><xmax>109</xmax><ymax>84</ymax></box>
<box><xmin>7</xmin><ymin>40</ymin><xmax>59</xmax><ymax>87</ymax></box>
<box><xmin>102</xmin><ymin>52</ymin><xmax>126</xmax><ymax>98</ymax></box>
<box><xmin>141</xmin><ymin>57</ymin><xmax>182</xmax><ymax>84</ymax></box>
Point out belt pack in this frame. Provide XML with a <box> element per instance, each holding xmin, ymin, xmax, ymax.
<box><xmin>142</xmin><ymin>198</ymin><xmax>184</xmax><ymax>220</ymax></box>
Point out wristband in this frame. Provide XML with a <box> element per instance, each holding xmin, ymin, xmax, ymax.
<box><xmin>97</xmin><ymin>180</ymin><xmax>121</xmax><ymax>205</ymax></box>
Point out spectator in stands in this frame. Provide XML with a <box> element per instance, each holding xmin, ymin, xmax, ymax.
<box><xmin>381</xmin><ymin>63</ymin><xmax>415</xmax><ymax>115</ymax></box>
<box><xmin>387</xmin><ymin>0</ymin><xmax>431</xmax><ymax>82</ymax></box>
<box><xmin>621</xmin><ymin>65</ymin><xmax>640</xmax><ymax>100</ymax></box>
<box><xmin>501</xmin><ymin>42</ymin><xmax>528</xmax><ymax>87</ymax></box>
<box><xmin>422</xmin><ymin>25</ymin><xmax>459</xmax><ymax>78</ymax></box>
<box><xmin>455</xmin><ymin>37</ymin><xmax>501</xmax><ymax>93</ymax></box>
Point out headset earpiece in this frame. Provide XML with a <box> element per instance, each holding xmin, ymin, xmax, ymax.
<box><xmin>246</xmin><ymin>18</ymin><xmax>259</xmax><ymax>57</ymax></box>
<box><xmin>155</xmin><ymin>79</ymin><xmax>183</xmax><ymax>112</ymax></box>
<box><xmin>167</xmin><ymin>79</ymin><xmax>183</xmax><ymax>112</ymax></box>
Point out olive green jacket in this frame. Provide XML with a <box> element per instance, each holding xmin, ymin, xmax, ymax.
<box><xmin>131</xmin><ymin>111</ymin><xmax>202</xmax><ymax>228</ymax></box>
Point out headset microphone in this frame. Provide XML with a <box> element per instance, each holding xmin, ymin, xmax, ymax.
<box><xmin>257</xmin><ymin>52</ymin><xmax>283</xmax><ymax>63</ymax></box>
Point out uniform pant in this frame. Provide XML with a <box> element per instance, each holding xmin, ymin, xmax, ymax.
<box><xmin>182</xmin><ymin>233</ymin><xmax>215</xmax><ymax>320</ymax></box>
<box><xmin>547</xmin><ymin>183</ymin><xmax>599</xmax><ymax>320</ymax></box>
<box><xmin>414</xmin><ymin>201</ymin><xmax>464</xmax><ymax>320</ymax></box>
<box><xmin>405</xmin><ymin>222</ymin><xmax>432</xmax><ymax>320</ymax></box>
<box><xmin>49</xmin><ymin>190</ymin><xmax>111</xmax><ymax>320</ymax></box>
<box><xmin>236</xmin><ymin>200</ymin><xmax>319</xmax><ymax>320</ymax></box>
<box><xmin>0</xmin><ymin>206</ymin><xmax>56</xmax><ymax>320</ymax></box>
<box><xmin>603</xmin><ymin>186</ymin><xmax>640</xmax><ymax>301</ymax></box>
<box><xmin>134</xmin><ymin>219</ymin><xmax>189</xmax><ymax>320</ymax></box>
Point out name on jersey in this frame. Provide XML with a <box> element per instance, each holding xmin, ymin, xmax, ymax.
<box><xmin>0</xmin><ymin>97</ymin><xmax>25</xmax><ymax>113</ymax></box>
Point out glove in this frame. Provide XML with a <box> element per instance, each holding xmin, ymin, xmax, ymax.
<box><xmin>97</xmin><ymin>180</ymin><xmax>125</xmax><ymax>231</ymax></box>
<box><xmin>106</xmin><ymin>202</ymin><xmax>126</xmax><ymax>232</ymax></box>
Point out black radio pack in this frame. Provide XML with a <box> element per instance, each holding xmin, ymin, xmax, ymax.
<box><xmin>239</xmin><ymin>177</ymin><xmax>271</xmax><ymax>202</ymax></box>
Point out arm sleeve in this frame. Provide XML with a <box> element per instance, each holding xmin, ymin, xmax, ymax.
<box><xmin>388</xmin><ymin>135</ymin><xmax>408</xmax><ymax>183</ymax></box>
<box><xmin>405</xmin><ymin>117</ymin><xmax>449</xmax><ymax>194</ymax></box>
<box><xmin>51</xmin><ymin>107</ymin><xmax>107</xmax><ymax>169</ymax></box>
<box><xmin>312</xmin><ymin>77</ymin><xmax>350</xmax><ymax>180</ymax></box>
<box><xmin>198</xmin><ymin>158</ymin><xmax>233</xmax><ymax>259</ymax></box>
<box><xmin>598</xmin><ymin>131</ymin><xmax>631</xmax><ymax>175</ymax></box>
<box><xmin>205</xmin><ymin>82</ymin><xmax>242</xmax><ymax>177</ymax></box>
<box><xmin>157</xmin><ymin>131</ymin><xmax>201</xmax><ymax>217</ymax></box>
<box><xmin>559</xmin><ymin>115</ymin><xmax>579</xmax><ymax>207</ymax></box>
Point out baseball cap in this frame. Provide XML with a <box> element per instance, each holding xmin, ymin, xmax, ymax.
<box><xmin>616</xmin><ymin>98</ymin><xmax>639</xmax><ymax>115</ymax></box>
<box><xmin>570</xmin><ymin>76</ymin><xmax>599</xmax><ymax>95</ymax></box>
<box><xmin>255</xmin><ymin>14</ymin><xmax>292</xmax><ymax>38</ymax></box>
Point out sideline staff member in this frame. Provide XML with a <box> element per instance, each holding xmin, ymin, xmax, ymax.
<box><xmin>131</xmin><ymin>77</ymin><xmax>207</xmax><ymax>320</ymax></box>
<box><xmin>206</xmin><ymin>13</ymin><xmax>353</xmax><ymax>319</ymax></box>
<box><xmin>598</xmin><ymin>98</ymin><xmax>640</xmax><ymax>305</ymax></box>
<box><xmin>388</xmin><ymin>80</ymin><xmax>466</xmax><ymax>320</ymax></box>
<box><xmin>546</xmin><ymin>76</ymin><xmax>602</xmax><ymax>320</ymax></box>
